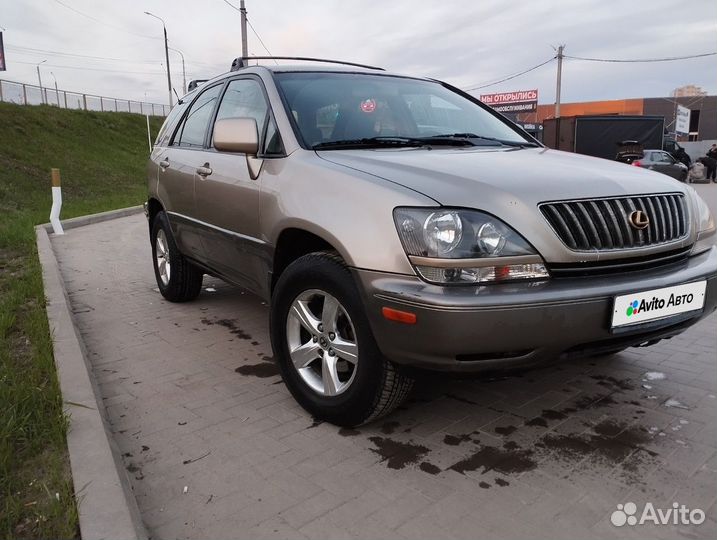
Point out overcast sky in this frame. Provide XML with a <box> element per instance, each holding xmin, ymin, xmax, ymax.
<box><xmin>1</xmin><ymin>0</ymin><xmax>715</xmax><ymax>107</ymax></box>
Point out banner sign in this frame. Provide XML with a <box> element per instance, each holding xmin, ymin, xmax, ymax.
<box><xmin>480</xmin><ymin>89</ymin><xmax>538</xmax><ymax>113</ymax></box>
<box><xmin>675</xmin><ymin>105</ymin><xmax>690</xmax><ymax>134</ymax></box>
<box><xmin>0</xmin><ymin>32</ymin><xmax>6</xmax><ymax>71</ymax></box>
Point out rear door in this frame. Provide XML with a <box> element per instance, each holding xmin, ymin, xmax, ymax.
<box><xmin>193</xmin><ymin>76</ymin><xmax>280</xmax><ymax>293</ymax></box>
<box><xmin>160</xmin><ymin>83</ymin><xmax>224</xmax><ymax>259</ymax></box>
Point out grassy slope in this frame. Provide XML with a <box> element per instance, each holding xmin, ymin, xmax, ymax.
<box><xmin>0</xmin><ymin>102</ymin><xmax>164</xmax><ymax>539</ymax></box>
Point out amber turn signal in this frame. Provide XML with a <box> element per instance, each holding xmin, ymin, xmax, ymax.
<box><xmin>381</xmin><ymin>307</ymin><xmax>417</xmax><ymax>324</ymax></box>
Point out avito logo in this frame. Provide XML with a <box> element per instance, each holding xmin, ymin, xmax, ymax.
<box><xmin>626</xmin><ymin>293</ymin><xmax>695</xmax><ymax>317</ymax></box>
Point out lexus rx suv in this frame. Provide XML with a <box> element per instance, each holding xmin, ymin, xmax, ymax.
<box><xmin>146</xmin><ymin>57</ymin><xmax>716</xmax><ymax>426</ymax></box>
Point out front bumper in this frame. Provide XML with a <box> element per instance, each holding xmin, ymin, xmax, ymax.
<box><xmin>354</xmin><ymin>246</ymin><xmax>717</xmax><ymax>372</ymax></box>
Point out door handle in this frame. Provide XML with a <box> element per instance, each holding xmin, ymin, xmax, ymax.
<box><xmin>159</xmin><ymin>159</ymin><xmax>170</xmax><ymax>170</ymax></box>
<box><xmin>196</xmin><ymin>165</ymin><xmax>213</xmax><ymax>178</ymax></box>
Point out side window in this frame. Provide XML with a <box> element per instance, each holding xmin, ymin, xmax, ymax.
<box><xmin>215</xmin><ymin>79</ymin><xmax>269</xmax><ymax>134</ymax></box>
<box><xmin>173</xmin><ymin>84</ymin><xmax>223</xmax><ymax>148</ymax></box>
<box><xmin>156</xmin><ymin>102</ymin><xmax>188</xmax><ymax>147</ymax></box>
<box><xmin>263</xmin><ymin>115</ymin><xmax>284</xmax><ymax>155</ymax></box>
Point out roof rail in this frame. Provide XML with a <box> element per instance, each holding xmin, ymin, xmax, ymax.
<box><xmin>230</xmin><ymin>56</ymin><xmax>384</xmax><ymax>72</ymax></box>
<box><xmin>187</xmin><ymin>79</ymin><xmax>209</xmax><ymax>91</ymax></box>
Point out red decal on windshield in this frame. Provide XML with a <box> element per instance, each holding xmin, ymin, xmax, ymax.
<box><xmin>360</xmin><ymin>99</ymin><xmax>376</xmax><ymax>113</ymax></box>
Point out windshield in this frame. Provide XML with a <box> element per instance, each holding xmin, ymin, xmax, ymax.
<box><xmin>273</xmin><ymin>72</ymin><xmax>534</xmax><ymax>149</ymax></box>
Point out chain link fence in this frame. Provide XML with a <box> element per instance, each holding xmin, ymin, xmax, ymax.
<box><xmin>0</xmin><ymin>79</ymin><xmax>169</xmax><ymax>116</ymax></box>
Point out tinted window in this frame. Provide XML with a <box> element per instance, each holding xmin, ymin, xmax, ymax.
<box><xmin>175</xmin><ymin>84</ymin><xmax>223</xmax><ymax>147</ymax></box>
<box><xmin>274</xmin><ymin>72</ymin><xmax>530</xmax><ymax>148</ymax></box>
<box><xmin>215</xmin><ymin>79</ymin><xmax>268</xmax><ymax>132</ymax></box>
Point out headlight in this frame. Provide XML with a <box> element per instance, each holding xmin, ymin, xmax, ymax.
<box><xmin>393</xmin><ymin>207</ymin><xmax>549</xmax><ymax>284</ymax></box>
<box><xmin>689</xmin><ymin>188</ymin><xmax>715</xmax><ymax>255</ymax></box>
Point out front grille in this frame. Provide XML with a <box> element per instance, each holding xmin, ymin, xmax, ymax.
<box><xmin>540</xmin><ymin>193</ymin><xmax>688</xmax><ymax>251</ymax></box>
<box><xmin>547</xmin><ymin>246</ymin><xmax>692</xmax><ymax>278</ymax></box>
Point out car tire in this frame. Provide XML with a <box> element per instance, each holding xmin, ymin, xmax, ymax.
<box><xmin>151</xmin><ymin>211</ymin><xmax>203</xmax><ymax>302</ymax></box>
<box><xmin>270</xmin><ymin>251</ymin><xmax>413</xmax><ymax>426</ymax></box>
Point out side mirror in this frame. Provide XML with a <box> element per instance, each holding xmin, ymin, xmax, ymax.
<box><xmin>213</xmin><ymin>117</ymin><xmax>258</xmax><ymax>154</ymax></box>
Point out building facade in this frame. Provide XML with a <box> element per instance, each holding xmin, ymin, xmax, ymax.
<box><xmin>516</xmin><ymin>95</ymin><xmax>716</xmax><ymax>141</ymax></box>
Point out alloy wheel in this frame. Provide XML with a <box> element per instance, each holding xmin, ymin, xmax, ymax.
<box><xmin>286</xmin><ymin>289</ymin><xmax>359</xmax><ymax>396</ymax></box>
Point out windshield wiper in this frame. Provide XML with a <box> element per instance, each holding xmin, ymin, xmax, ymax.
<box><xmin>312</xmin><ymin>136</ymin><xmax>475</xmax><ymax>150</ymax></box>
<box><xmin>426</xmin><ymin>133</ymin><xmax>539</xmax><ymax>148</ymax></box>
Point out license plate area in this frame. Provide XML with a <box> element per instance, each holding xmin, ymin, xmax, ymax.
<box><xmin>611</xmin><ymin>281</ymin><xmax>706</xmax><ymax>329</ymax></box>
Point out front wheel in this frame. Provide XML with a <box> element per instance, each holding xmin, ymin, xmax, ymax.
<box><xmin>151</xmin><ymin>211</ymin><xmax>203</xmax><ymax>302</ymax></box>
<box><xmin>270</xmin><ymin>252</ymin><xmax>413</xmax><ymax>426</ymax></box>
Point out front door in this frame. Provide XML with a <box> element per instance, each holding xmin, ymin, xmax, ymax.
<box><xmin>193</xmin><ymin>77</ymin><xmax>271</xmax><ymax>293</ymax></box>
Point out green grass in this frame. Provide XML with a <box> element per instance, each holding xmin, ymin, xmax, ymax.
<box><xmin>0</xmin><ymin>102</ymin><xmax>164</xmax><ymax>539</ymax></box>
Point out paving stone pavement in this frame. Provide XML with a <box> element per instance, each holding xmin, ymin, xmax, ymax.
<box><xmin>52</xmin><ymin>213</ymin><xmax>716</xmax><ymax>540</ymax></box>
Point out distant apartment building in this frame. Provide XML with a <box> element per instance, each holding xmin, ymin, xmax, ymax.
<box><xmin>672</xmin><ymin>85</ymin><xmax>708</xmax><ymax>97</ymax></box>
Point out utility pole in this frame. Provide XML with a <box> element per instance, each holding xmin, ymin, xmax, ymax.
<box><xmin>554</xmin><ymin>44</ymin><xmax>564</xmax><ymax>119</ymax></box>
<box><xmin>36</xmin><ymin>59</ymin><xmax>46</xmax><ymax>104</ymax></box>
<box><xmin>145</xmin><ymin>12</ymin><xmax>173</xmax><ymax>108</ymax></box>
<box><xmin>240</xmin><ymin>0</ymin><xmax>248</xmax><ymax>58</ymax></box>
<box><xmin>51</xmin><ymin>72</ymin><xmax>60</xmax><ymax>107</ymax></box>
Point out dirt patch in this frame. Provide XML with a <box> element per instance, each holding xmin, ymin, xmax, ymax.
<box><xmin>338</xmin><ymin>427</ymin><xmax>360</xmax><ymax>437</ymax></box>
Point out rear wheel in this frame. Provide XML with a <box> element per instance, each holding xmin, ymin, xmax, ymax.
<box><xmin>151</xmin><ymin>211</ymin><xmax>203</xmax><ymax>302</ymax></box>
<box><xmin>270</xmin><ymin>252</ymin><xmax>413</xmax><ymax>426</ymax></box>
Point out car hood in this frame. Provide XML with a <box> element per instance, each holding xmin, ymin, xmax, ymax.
<box><xmin>316</xmin><ymin>146</ymin><xmax>687</xmax><ymax>208</ymax></box>
<box><xmin>317</xmin><ymin>146</ymin><xmax>694</xmax><ymax>263</ymax></box>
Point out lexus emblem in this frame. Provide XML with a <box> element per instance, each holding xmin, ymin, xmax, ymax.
<box><xmin>629</xmin><ymin>210</ymin><xmax>649</xmax><ymax>230</ymax></box>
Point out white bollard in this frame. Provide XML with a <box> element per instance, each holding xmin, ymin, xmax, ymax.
<box><xmin>50</xmin><ymin>168</ymin><xmax>64</xmax><ymax>235</ymax></box>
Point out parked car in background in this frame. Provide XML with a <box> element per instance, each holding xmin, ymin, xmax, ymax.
<box><xmin>146</xmin><ymin>57</ymin><xmax>716</xmax><ymax>426</ymax></box>
<box><xmin>632</xmin><ymin>150</ymin><xmax>689</xmax><ymax>181</ymax></box>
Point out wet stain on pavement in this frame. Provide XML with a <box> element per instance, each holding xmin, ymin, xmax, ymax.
<box><xmin>201</xmin><ymin>317</ymin><xmax>252</xmax><ymax>340</ymax></box>
<box><xmin>419</xmin><ymin>462</ymin><xmax>441</xmax><ymax>475</ymax></box>
<box><xmin>541</xmin><ymin>409</ymin><xmax>567</xmax><ymax>421</ymax></box>
<box><xmin>449</xmin><ymin>445</ymin><xmax>537</xmax><ymax>475</ymax></box>
<box><xmin>235</xmin><ymin>362</ymin><xmax>279</xmax><ymax>378</ymax></box>
<box><xmin>590</xmin><ymin>374</ymin><xmax>634</xmax><ymax>391</ymax></box>
<box><xmin>444</xmin><ymin>433</ymin><xmax>473</xmax><ymax>446</ymax></box>
<box><xmin>444</xmin><ymin>393</ymin><xmax>479</xmax><ymax>405</ymax></box>
<box><xmin>525</xmin><ymin>417</ymin><xmax>548</xmax><ymax>428</ymax></box>
<box><xmin>368</xmin><ymin>437</ymin><xmax>429</xmax><ymax>470</ymax></box>
<box><xmin>494</xmin><ymin>425</ymin><xmax>517</xmax><ymax>436</ymax></box>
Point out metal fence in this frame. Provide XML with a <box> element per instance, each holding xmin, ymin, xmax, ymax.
<box><xmin>0</xmin><ymin>79</ymin><xmax>169</xmax><ymax>116</ymax></box>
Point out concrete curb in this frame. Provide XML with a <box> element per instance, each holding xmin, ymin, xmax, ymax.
<box><xmin>41</xmin><ymin>205</ymin><xmax>144</xmax><ymax>233</ymax></box>
<box><xmin>36</xmin><ymin>210</ymin><xmax>148</xmax><ymax>540</ymax></box>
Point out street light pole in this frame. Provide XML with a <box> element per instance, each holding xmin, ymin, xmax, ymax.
<box><xmin>168</xmin><ymin>47</ymin><xmax>186</xmax><ymax>94</ymax></box>
<box><xmin>36</xmin><ymin>59</ymin><xmax>46</xmax><ymax>105</ymax></box>
<box><xmin>144</xmin><ymin>11</ymin><xmax>173</xmax><ymax>108</ymax></box>
<box><xmin>240</xmin><ymin>0</ymin><xmax>248</xmax><ymax>58</ymax></box>
<box><xmin>50</xmin><ymin>71</ymin><xmax>60</xmax><ymax>107</ymax></box>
